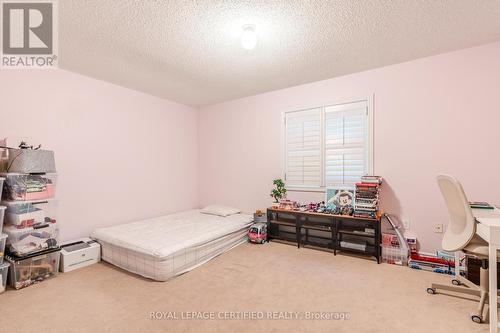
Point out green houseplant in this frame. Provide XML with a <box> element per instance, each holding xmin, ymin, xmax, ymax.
<box><xmin>270</xmin><ymin>178</ymin><xmax>287</xmax><ymax>203</ymax></box>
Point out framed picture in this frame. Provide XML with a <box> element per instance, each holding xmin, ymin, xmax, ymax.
<box><xmin>326</xmin><ymin>186</ymin><xmax>355</xmax><ymax>208</ymax></box>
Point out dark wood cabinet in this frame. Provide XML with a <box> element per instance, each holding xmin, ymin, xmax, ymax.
<box><xmin>267</xmin><ymin>208</ymin><xmax>381</xmax><ymax>263</ymax></box>
<box><xmin>467</xmin><ymin>257</ymin><xmax>500</xmax><ymax>288</ymax></box>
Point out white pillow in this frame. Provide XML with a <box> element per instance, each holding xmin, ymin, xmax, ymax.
<box><xmin>200</xmin><ymin>205</ymin><xmax>241</xmax><ymax>217</ymax></box>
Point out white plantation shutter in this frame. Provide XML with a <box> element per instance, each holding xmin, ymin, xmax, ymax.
<box><xmin>284</xmin><ymin>100</ymin><xmax>371</xmax><ymax>189</ymax></box>
<box><xmin>285</xmin><ymin>108</ymin><xmax>322</xmax><ymax>187</ymax></box>
<box><xmin>325</xmin><ymin>101</ymin><xmax>368</xmax><ymax>186</ymax></box>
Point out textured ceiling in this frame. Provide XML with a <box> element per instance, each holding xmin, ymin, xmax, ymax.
<box><xmin>59</xmin><ymin>1</ymin><xmax>500</xmax><ymax>107</ymax></box>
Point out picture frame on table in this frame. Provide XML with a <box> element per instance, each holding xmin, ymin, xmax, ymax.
<box><xmin>326</xmin><ymin>186</ymin><xmax>356</xmax><ymax>208</ymax></box>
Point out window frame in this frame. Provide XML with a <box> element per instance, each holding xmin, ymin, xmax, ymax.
<box><xmin>282</xmin><ymin>96</ymin><xmax>374</xmax><ymax>192</ymax></box>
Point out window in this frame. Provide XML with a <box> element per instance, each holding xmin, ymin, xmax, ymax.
<box><xmin>284</xmin><ymin>100</ymin><xmax>372</xmax><ymax>190</ymax></box>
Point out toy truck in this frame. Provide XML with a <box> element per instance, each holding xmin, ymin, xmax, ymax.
<box><xmin>248</xmin><ymin>223</ymin><xmax>267</xmax><ymax>244</ymax></box>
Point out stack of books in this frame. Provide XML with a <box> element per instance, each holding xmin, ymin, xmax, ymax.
<box><xmin>469</xmin><ymin>201</ymin><xmax>494</xmax><ymax>210</ymax></box>
<box><xmin>354</xmin><ymin>176</ymin><xmax>382</xmax><ymax>219</ymax></box>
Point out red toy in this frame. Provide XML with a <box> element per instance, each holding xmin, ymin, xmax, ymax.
<box><xmin>410</xmin><ymin>251</ymin><xmax>455</xmax><ymax>267</ymax></box>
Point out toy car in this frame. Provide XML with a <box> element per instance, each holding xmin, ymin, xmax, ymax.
<box><xmin>248</xmin><ymin>223</ymin><xmax>267</xmax><ymax>244</ymax></box>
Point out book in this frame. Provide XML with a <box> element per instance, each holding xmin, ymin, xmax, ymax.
<box><xmin>360</xmin><ymin>176</ymin><xmax>383</xmax><ymax>184</ymax></box>
<box><xmin>469</xmin><ymin>202</ymin><xmax>494</xmax><ymax>209</ymax></box>
<box><xmin>355</xmin><ymin>176</ymin><xmax>382</xmax><ymax>219</ymax></box>
<box><xmin>355</xmin><ymin>183</ymin><xmax>379</xmax><ymax>188</ymax></box>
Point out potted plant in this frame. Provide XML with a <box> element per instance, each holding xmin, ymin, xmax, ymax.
<box><xmin>270</xmin><ymin>179</ymin><xmax>287</xmax><ymax>207</ymax></box>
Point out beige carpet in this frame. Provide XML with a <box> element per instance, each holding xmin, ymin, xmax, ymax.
<box><xmin>0</xmin><ymin>242</ymin><xmax>490</xmax><ymax>333</ymax></box>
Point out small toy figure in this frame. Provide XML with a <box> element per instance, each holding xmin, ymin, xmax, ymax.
<box><xmin>248</xmin><ymin>223</ymin><xmax>267</xmax><ymax>244</ymax></box>
<box><xmin>315</xmin><ymin>201</ymin><xmax>326</xmax><ymax>213</ymax></box>
<box><xmin>307</xmin><ymin>202</ymin><xmax>318</xmax><ymax>211</ymax></box>
<box><xmin>253</xmin><ymin>210</ymin><xmax>267</xmax><ymax>223</ymax></box>
<box><xmin>339</xmin><ymin>205</ymin><xmax>354</xmax><ymax>216</ymax></box>
<box><xmin>298</xmin><ymin>204</ymin><xmax>308</xmax><ymax>212</ymax></box>
<box><xmin>18</xmin><ymin>141</ymin><xmax>41</xmax><ymax>150</ymax></box>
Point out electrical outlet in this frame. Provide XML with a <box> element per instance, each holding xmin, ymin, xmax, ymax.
<box><xmin>434</xmin><ymin>224</ymin><xmax>443</xmax><ymax>233</ymax></box>
<box><xmin>402</xmin><ymin>218</ymin><xmax>410</xmax><ymax>230</ymax></box>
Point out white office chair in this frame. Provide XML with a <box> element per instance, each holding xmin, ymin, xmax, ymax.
<box><xmin>427</xmin><ymin>174</ymin><xmax>495</xmax><ymax>323</ymax></box>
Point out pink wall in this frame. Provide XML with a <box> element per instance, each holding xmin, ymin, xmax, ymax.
<box><xmin>0</xmin><ymin>69</ymin><xmax>198</xmax><ymax>241</ymax></box>
<box><xmin>198</xmin><ymin>41</ymin><xmax>500</xmax><ymax>253</ymax></box>
<box><xmin>1</xmin><ymin>42</ymin><xmax>499</xmax><ymax>252</ymax></box>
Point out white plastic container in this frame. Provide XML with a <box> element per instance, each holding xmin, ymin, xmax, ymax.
<box><xmin>3</xmin><ymin>221</ymin><xmax>59</xmax><ymax>256</ymax></box>
<box><xmin>0</xmin><ymin>233</ymin><xmax>7</xmax><ymax>264</ymax></box>
<box><xmin>1</xmin><ymin>173</ymin><xmax>57</xmax><ymax>201</ymax></box>
<box><xmin>60</xmin><ymin>238</ymin><xmax>101</xmax><ymax>272</ymax></box>
<box><xmin>2</xmin><ymin>199</ymin><xmax>57</xmax><ymax>228</ymax></box>
<box><xmin>0</xmin><ymin>206</ymin><xmax>5</xmax><ymax>234</ymax></box>
<box><xmin>0</xmin><ymin>262</ymin><xmax>9</xmax><ymax>293</ymax></box>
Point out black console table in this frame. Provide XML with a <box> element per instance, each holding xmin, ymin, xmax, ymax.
<box><xmin>267</xmin><ymin>208</ymin><xmax>381</xmax><ymax>263</ymax></box>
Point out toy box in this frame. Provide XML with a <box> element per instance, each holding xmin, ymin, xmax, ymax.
<box><xmin>405</xmin><ymin>235</ymin><xmax>418</xmax><ymax>251</ymax></box>
<box><xmin>0</xmin><ymin>262</ymin><xmax>9</xmax><ymax>293</ymax></box>
<box><xmin>2</xmin><ymin>199</ymin><xmax>57</xmax><ymax>228</ymax></box>
<box><xmin>382</xmin><ymin>233</ymin><xmax>399</xmax><ymax>246</ymax></box>
<box><xmin>408</xmin><ymin>259</ymin><xmax>455</xmax><ymax>275</ymax></box>
<box><xmin>6</xmin><ymin>247</ymin><xmax>60</xmax><ymax>289</ymax></box>
<box><xmin>407</xmin><ymin>252</ymin><xmax>466</xmax><ymax>276</ymax></box>
<box><xmin>3</xmin><ymin>221</ymin><xmax>59</xmax><ymax>256</ymax></box>
<box><xmin>0</xmin><ymin>233</ymin><xmax>7</xmax><ymax>264</ymax></box>
<box><xmin>1</xmin><ymin>172</ymin><xmax>57</xmax><ymax>201</ymax></box>
<box><xmin>6</xmin><ymin>148</ymin><xmax>56</xmax><ymax>174</ymax></box>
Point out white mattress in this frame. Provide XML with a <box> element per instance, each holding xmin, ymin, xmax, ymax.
<box><xmin>91</xmin><ymin>210</ymin><xmax>253</xmax><ymax>281</ymax></box>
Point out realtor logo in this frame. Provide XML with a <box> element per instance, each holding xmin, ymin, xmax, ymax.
<box><xmin>1</xmin><ymin>0</ymin><xmax>58</xmax><ymax>68</ymax></box>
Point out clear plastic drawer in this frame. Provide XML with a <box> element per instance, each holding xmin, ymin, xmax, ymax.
<box><xmin>1</xmin><ymin>173</ymin><xmax>57</xmax><ymax>201</ymax></box>
<box><xmin>6</xmin><ymin>248</ymin><xmax>60</xmax><ymax>290</ymax></box>
<box><xmin>3</xmin><ymin>199</ymin><xmax>57</xmax><ymax>228</ymax></box>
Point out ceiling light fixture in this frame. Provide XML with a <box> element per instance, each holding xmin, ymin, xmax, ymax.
<box><xmin>241</xmin><ymin>24</ymin><xmax>257</xmax><ymax>50</ymax></box>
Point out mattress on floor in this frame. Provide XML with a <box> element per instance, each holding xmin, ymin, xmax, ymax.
<box><xmin>90</xmin><ymin>209</ymin><xmax>253</xmax><ymax>281</ymax></box>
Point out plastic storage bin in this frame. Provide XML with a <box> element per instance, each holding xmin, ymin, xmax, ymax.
<box><xmin>382</xmin><ymin>244</ymin><xmax>409</xmax><ymax>266</ymax></box>
<box><xmin>6</xmin><ymin>248</ymin><xmax>60</xmax><ymax>290</ymax></box>
<box><xmin>0</xmin><ymin>177</ymin><xmax>4</xmax><ymax>199</ymax></box>
<box><xmin>0</xmin><ymin>262</ymin><xmax>9</xmax><ymax>293</ymax></box>
<box><xmin>6</xmin><ymin>148</ymin><xmax>56</xmax><ymax>173</ymax></box>
<box><xmin>0</xmin><ymin>205</ymin><xmax>5</xmax><ymax>234</ymax></box>
<box><xmin>0</xmin><ymin>233</ymin><xmax>7</xmax><ymax>264</ymax></box>
<box><xmin>1</xmin><ymin>173</ymin><xmax>57</xmax><ymax>201</ymax></box>
<box><xmin>2</xmin><ymin>199</ymin><xmax>57</xmax><ymax>228</ymax></box>
<box><xmin>3</xmin><ymin>221</ymin><xmax>59</xmax><ymax>256</ymax></box>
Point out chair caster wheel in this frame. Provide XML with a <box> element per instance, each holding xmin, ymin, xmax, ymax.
<box><xmin>451</xmin><ymin>279</ymin><xmax>460</xmax><ymax>286</ymax></box>
<box><xmin>426</xmin><ymin>287</ymin><xmax>436</xmax><ymax>295</ymax></box>
<box><xmin>471</xmin><ymin>315</ymin><xmax>482</xmax><ymax>323</ymax></box>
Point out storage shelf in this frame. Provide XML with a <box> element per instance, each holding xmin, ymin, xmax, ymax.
<box><xmin>338</xmin><ymin>230</ymin><xmax>375</xmax><ymax>238</ymax></box>
<box><xmin>270</xmin><ymin>234</ymin><xmax>297</xmax><ymax>243</ymax></box>
<box><xmin>273</xmin><ymin>230</ymin><xmax>296</xmax><ymax>235</ymax></box>
<box><xmin>300</xmin><ymin>234</ymin><xmax>333</xmax><ymax>241</ymax></box>
<box><xmin>300</xmin><ymin>224</ymin><xmax>333</xmax><ymax>232</ymax></box>
<box><xmin>268</xmin><ymin>208</ymin><xmax>378</xmax><ymax>221</ymax></box>
<box><xmin>269</xmin><ymin>220</ymin><xmax>296</xmax><ymax>227</ymax></box>
<box><xmin>337</xmin><ymin>243</ymin><xmax>376</xmax><ymax>255</ymax></box>
<box><xmin>267</xmin><ymin>208</ymin><xmax>381</xmax><ymax>263</ymax></box>
<box><xmin>302</xmin><ymin>240</ymin><xmax>334</xmax><ymax>248</ymax></box>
